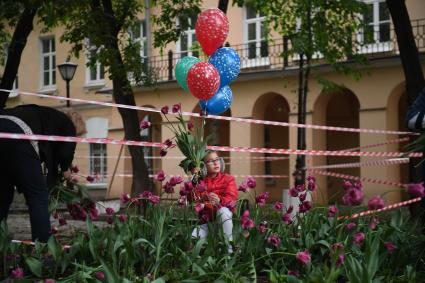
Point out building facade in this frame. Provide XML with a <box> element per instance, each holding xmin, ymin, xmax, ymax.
<box><xmin>2</xmin><ymin>0</ymin><xmax>425</xmax><ymax>205</ymax></box>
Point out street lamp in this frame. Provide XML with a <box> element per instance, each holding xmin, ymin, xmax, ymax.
<box><xmin>57</xmin><ymin>59</ymin><xmax>77</xmax><ymax>108</ymax></box>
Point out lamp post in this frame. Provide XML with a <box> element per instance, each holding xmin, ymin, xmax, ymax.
<box><xmin>57</xmin><ymin>60</ymin><xmax>77</xmax><ymax>108</ymax></box>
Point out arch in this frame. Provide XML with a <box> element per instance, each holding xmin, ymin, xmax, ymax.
<box><xmin>251</xmin><ymin>92</ymin><xmax>290</xmax><ymax>202</ymax></box>
<box><xmin>313</xmin><ymin>88</ymin><xmax>360</xmax><ymax>204</ymax></box>
<box><xmin>386</xmin><ymin>81</ymin><xmax>409</xmax><ymax>189</ymax></box>
<box><xmin>191</xmin><ymin>104</ymin><xmax>232</xmax><ymax>173</ymax></box>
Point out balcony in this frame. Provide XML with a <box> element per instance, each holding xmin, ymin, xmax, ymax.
<box><xmin>148</xmin><ymin>18</ymin><xmax>425</xmax><ymax>83</ymax></box>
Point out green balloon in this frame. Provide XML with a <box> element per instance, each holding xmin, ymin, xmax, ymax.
<box><xmin>175</xmin><ymin>56</ymin><xmax>201</xmax><ymax>92</ymax></box>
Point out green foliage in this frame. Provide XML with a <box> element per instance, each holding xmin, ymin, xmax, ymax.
<box><xmin>2</xmin><ymin>202</ymin><xmax>425</xmax><ymax>281</ymax></box>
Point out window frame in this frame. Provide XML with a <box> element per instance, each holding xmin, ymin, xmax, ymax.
<box><xmin>85</xmin><ymin>39</ymin><xmax>105</xmax><ymax>87</ymax></box>
<box><xmin>176</xmin><ymin>15</ymin><xmax>199</xmax><ymax>58</ymax></box>
<box><xmin>89</xmin><ymin>143</ymin><xmax>108</xmax><ymax>184</ymax></box>
<box><xmin>358</xmin><ymin>0</ymin><xmax>392</xmax><ymax>53</ymax></box>
<box><xmin>39</xmin><ymin>37</ymin><xmax>56</xmax><ymax>92</ymax></box>
<box><xmin>242</xmin><ymin>6</ymin><xmax>270</xmax><ymax>68</ymax></box>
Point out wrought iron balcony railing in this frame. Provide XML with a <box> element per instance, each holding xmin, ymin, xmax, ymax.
<box><xmin>148</xmin><ymin>18</ymin><xmax>425</xmax><ymax>82</ymax></box>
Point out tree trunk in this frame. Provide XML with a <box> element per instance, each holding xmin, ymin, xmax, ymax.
<box><xmin>217</xmin><ymin>0</ymin><xmax>229</xmax><ymax>14</ymax></box>
<box><xmin>386</xmin><ymin>0</ymin><xmax>425</xmax><ymax>218</ymax></box>
<box><xmin>386</xmin><ymin>0</ymin><xmax>425</xmax><ymax>103</ymax></box>
<box><xmin>100</xmin><ymin>0</ymin><xmax>153</xmax><ymax>195</ymax></box>
<box><xmin>0</xmin><ymin>4</ymin><xmax>38</xmax><ymax>109</ymax></box>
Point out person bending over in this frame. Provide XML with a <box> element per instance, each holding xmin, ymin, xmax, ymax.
<box><xmin>0</xmin><ymin>104</ymin><xmax>86</xmax><ymax>242</ymax></box>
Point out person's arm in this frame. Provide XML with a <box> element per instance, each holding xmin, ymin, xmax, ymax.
<box><xmin>406</xmin><ymin>87</ymin><xmax>425</xmax><ymax>131</ymax></box>
<box><xmin>218</xmin><ymin>175</ymin><xmax>238</xmax><ymax>206</ymax></box>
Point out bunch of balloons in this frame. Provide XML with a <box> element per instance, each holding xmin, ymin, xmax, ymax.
<box><xmin>175</xmin><ymin>8</ymin><xmax>240</xmax><ymax>115</ymax></box>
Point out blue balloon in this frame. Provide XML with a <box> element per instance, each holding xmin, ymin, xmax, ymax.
<box><xmin>199</xmin><ymin>86</ymin><xmax>233</xmax><ymax>115</ymax></box>
<box><xmin>209</xmin><ymin>47</ymin><xmax>240</xmax><ymax>88</ymax></box>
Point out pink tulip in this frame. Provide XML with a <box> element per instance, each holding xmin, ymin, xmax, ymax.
<box><xmin>346</xmin><ymin>222</ymin><xmax>356</xmax><ymax>231</ymax></box>
<box><xmin>155</xmin><ymin>170</ymin><xmax>166</xmax><ymax>182</ymax></box>
<box><xmin>328</xmin><ymin>205</ymin><xmax>338</xmax><ymax>217</ymax></box>
<box><xmin>384</xmin><ymin>241</ymin><xmax>397</xmax><ymax>253</ymax></box>
<box><xmin>160</xmin><ymin>106</ymin><xmax>169</xmax><ymax>114</ymax></box>
<box><xmin>336</xmin><ymin>254</ymin><xmax>345</xmax><ymax>267</ymax></box>
<box><xmin>267</xmin><ymin>234</ymin><xmax>281</xmax><ymax>247</ymax></box>
<box><xmin>172</xmin><ymin>103</ymin><xmax>181</xmax><ymax>113</ymax></box>
<box><xmin>296</xmin><ymin>250</ymin><xmax>311</xmax><ymax>265</ymax></box>
<box><xmin>187</xmin><ymin>121</ymin><xmax>194</xmax><ymax>131</ymax></box>
<box><xmin>11</xmin><ymin>267</ymin><xmax>24</xmax><ymax>279</ymax></box>
<box><xmin>274</xmin><ymin>201</ymin><xmax>283</xmax><ymax>210</ymax></box>
<box><xmin>282</xmin><ymin>213</ymin><xmax>292</xmax><ymax>224</ymax></box>
<box><xmin>139</xmin><ymin>120</ymin><xmax>151</xmax><ymax>130</ymax></box>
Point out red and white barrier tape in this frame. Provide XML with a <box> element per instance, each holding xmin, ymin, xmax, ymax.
<box><xmin>342</xmin><ymin>137</ymin><xmax>410</xmax><ymax>152</ymax></box>
<box><xmin>3</xmin><ymin>89</ymin><xmax>417</xmax><ymax>136</ymax></box>
<box><xmin>306</xmin><ymin>158</ymin><xmax>409</xmax><ymax>170</ymax></box>
<box><xmin>308</xmin><ymin>168</ymin><xmax>407</xmax><ymax>188</ymax></box>
<box><xmin>0</xmin><ymin>132</ymin><xmax>422</xmax><ymax>158</ymax></box>
<box><xmin>338</xmin><ymin>197</ymin><xmax>422</xmax><ymax>220</ymax></box>
<box><xmin>74</xmin><ymin>155</ymin><xmax>290</xmax><ymax>161</ymax></box>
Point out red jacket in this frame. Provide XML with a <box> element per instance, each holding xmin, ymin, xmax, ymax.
<box><xmin>204</xmin><ymin>172</ymin><xmax>238</xmax><ymax>207</ymax></box>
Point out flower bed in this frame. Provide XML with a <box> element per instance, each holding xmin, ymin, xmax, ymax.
<box><xmin>1</xmin><ymin>183</ymin><xmax>425</xmax><ymax>282</ymax></box>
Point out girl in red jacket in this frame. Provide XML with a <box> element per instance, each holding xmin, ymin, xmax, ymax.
<box><xmin>191</xmin><ymin>150</ymin><xmax>238</xmax><ymax>252</ymax></box>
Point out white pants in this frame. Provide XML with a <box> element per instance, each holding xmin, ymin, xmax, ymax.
<box><xmin>192</xmin><ymin>207</ymin><xmax>233</xmax><ymax>252</ymax></box>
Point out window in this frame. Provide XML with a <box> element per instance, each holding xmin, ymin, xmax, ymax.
<box><xmin>245</xmin><ymin>6</ymin><xmax>268</xmax><ymax>59</ymax></box>
<box><xmin>177</xmin><ymin>15</ymin><xmax>199</xmax><ymax>58</ymax></box>
<box><xmin>130</xmin><ymin>20</ymin><xmax>148</xmax><ymax>61</ymax></box>
<box><xmin>360</xmin><ymin>0</ymin><xmax>390</xmax><ymax>45</ymax></box>
<box><xmin>85</xmin><ymin>40</ymin><xmax>105</xmax><ymax>85</ymax></box>
<box><xmin>129</xmin><ymin>20</ymin><xmax>149</xmax><ymax>82</ymax></box>
<box><xmin>90</xmin><ymin>144</ymin><xmax>107</xmax><ymax>183</ymax></box>
<box><xmin>40</xmin><ymin>37</ymin><xmax>56</xmax><ymax>89</ymax></box>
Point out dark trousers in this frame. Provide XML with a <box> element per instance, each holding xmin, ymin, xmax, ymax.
<box><xmin>0</xmin><ymin>119</ymin><xmax>51</xmax><ymax>242</ymax></box>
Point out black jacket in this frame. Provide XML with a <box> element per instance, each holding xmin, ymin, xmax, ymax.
<box><xmin>0</xmin><ymin>104</ymin><xmax>76</xmax><ymax>187</ymax></box>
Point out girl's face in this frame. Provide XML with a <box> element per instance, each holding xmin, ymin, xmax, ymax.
<box><xmin>204</xmin><ymin>152</ymin><xmax>221</xmax><ymax>175</ymax></box>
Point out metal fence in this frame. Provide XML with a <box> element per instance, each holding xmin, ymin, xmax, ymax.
<box><xmin>147</xmin><ymin>18</ymin><xmax>425</xmax><ymax>82</ymax></box>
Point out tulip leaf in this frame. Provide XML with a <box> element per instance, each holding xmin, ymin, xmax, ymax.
<box><xmin>25</xmin><ymin>256</ymin><xmax>43</xmax><ymax>278</ymax></box>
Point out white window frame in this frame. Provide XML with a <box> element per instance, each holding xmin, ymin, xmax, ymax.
<box><xmin>86</xmin><ymin>117</ymin><xmax>109</xmax><ymax>185</ymax></box>
<box><xmin>176</xmin><ymin>16</ymin><xmax>199</xmax><ymax>58</ymax></box>
<box><xmin>128</xmin><ymin>20</ymin><xmax>148</xmax><ymax>84</ymax></box>
<box><xmin>242</xmin><ymin>6</ymin><xmax>270</xmax><ymax>68</ymax></box>
<box><xmin>89</xmin><ymin>143</ymin><xmax>108</xmax><ymax>184</ymax></box>
<box><xmin>39</xmin><ymin>37</ymin><xmax>56</xmax><ymax>92</ymax></box>
<box><xmin>358</xmin><ymin>0</ymin><xmax>391</xmax><ymax>54</ymax></box>
<box><xmin>85</xmin><ymin>40</ymin><xmax>105</xmax><ymax>87</ymax></box>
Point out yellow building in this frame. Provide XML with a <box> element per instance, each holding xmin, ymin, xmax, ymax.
<box><xmin>2</xmin><ymin>0</ymin><xmax>425</xmax><ymax>206</ymax></box>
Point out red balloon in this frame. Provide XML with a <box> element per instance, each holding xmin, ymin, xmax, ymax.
<box><xmin>195</xmin><ymin>8</ymin><xmax>229</xmax><ymax>56</ymax></box>
<box><xmin>186</xmin><ymin>62</ymin><xmax>220</xmax><ymax>101</ymax></box>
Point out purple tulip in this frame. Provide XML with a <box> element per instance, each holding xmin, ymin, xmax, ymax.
<box><xmin>336</xmin><ymin>254</ymin><xmax>345</xmax><ymax>267</ymax></box>
<box><xmin>407</xmin><ymin>183</ymin><xmax>425</xmax><ymax>197</ymax></box>
<box><xmin>346</xmin><ymin>222</ymin><xmax>356</xmax><ymax>231</ymax></box>
<box><xmin>257</xmin><ymin>222</ymin><xmax>267</xmax><ymax>234</ymax></box>
<box><xmin>282</xmin><ymin>213</ymin><xmax>292</xmax><ymax>224</ymax></box>
<box><xmin>367</xmin><ymin>196</ymin><xmax>385</xmax><ymax>210</ymax></box>
<box><xmin>95</xmin><ymin>271</ymin><xmax>105</xmax><ymax>281</ymax></box>
<box><xmin>105</xmin><ymin>207</ymin><xmax>115</xmax><ymax>215</ymax></box>
<box><xmin>187</xmin><ymin>121</ymin><xmax>194</xmax><ymax>131</ymax></box>
<box><xmin>353</xmin><ymin>232</ymin><xmax>365</xmax><ymax>246</ymax></box>
<box><xmin>246</xmin><ymin>177</ymin><xmax>256</xmax><ymax>188</ymax></box>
